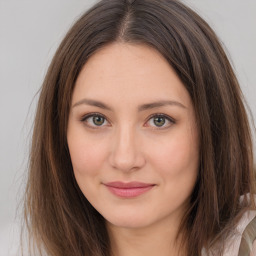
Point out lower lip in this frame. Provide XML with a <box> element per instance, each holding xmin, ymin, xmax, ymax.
<box><xmin>105</xmin><ymin>185</ymin><xmax>154</xmax><ymax>198</ymax></box>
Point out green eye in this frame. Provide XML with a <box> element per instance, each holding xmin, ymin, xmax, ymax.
<box><xmin>92</xmin><ymin>115</ymin><xmax>105</xmax><ymax>126</ymax></box>
<box><xmin>82</xmin><ymin>114</ymin><xmax>108</xmax><ymax>127</ymax></box>
<box><xmin>147</xmin><ymin>114</ymin><xmax>175</xmax><ymax>128</ymax></box>
<box><xmin>153</xmin><ymin>116</ymin><xmax>166</xmax><ymax>127</ymax></box>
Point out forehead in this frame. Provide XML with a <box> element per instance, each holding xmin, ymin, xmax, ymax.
<box><xmin>73</xmin><ymin>42</ymin><xmax>192</xmax><ymax>107</ymax></box>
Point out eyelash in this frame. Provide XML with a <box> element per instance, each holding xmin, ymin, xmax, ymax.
<box><xmin>145</xmin><ymin>113</ymin><xmax>175</xmax><ymax>129</ymax></box>
<box><xmin>80</xmin><ymin>112</ymin><xmax>109</xmax><ymax>129</ymax></box>
<box><xmin>80</xmin><ymin>112</ymin><xmax>175</xmax><ymax>129</ymax></box>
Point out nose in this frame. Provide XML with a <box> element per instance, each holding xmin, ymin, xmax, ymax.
<box><xmin>109</xmin><ymin>125</ymin><xmax>146</xmax><ymax>172</ymax></box>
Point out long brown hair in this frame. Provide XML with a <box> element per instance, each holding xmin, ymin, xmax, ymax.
<box><xmin>23</xmin><ymin>0</ymin><xmax>256</xmax><ymax>255</ymax></box>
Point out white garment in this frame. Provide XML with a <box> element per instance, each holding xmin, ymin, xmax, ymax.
<box><xmin>203</xmin><ymin>209</ymin><xmax>256</xmax><ymax>256</ymax></box>
<box><xmin>222</xmin><ymin>210</ymin><xmax>256</xmax><ymax>256</ymax></box>
<box><xmin>252</xmin><ymin>240</ymin><xmax>256</xmax><ymax>256</ymax></box>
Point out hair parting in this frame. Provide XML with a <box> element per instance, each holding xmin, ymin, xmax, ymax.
<box><xmin>23</xmin><ymin>1</ymin><xmax>256</xmax><ymax>255</ymax></box>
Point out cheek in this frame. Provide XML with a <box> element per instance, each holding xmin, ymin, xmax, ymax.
<box><xmin>151</xmin><ymin>133</ymin><xmax>199</xmax><ymax>205</ymax></box>
<box><xmin>149</xmin><ymin>127</ymin><xmax>199</xmax><ymax>177</ymax></box>
<box><xmin>67</xmin><ymin>133</ymin><xmax>108</xmax><ymax>177</ymax></box>
<box><xmin>67</xmin><ymin>134</ymin><xmax>109</xmax><ymax>201</ymax></box>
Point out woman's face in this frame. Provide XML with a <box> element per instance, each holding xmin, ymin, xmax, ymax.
<box><xmin>67</xmin><ymin>43</ymin><xmax>199</xmax><ymax>230</ymax></box>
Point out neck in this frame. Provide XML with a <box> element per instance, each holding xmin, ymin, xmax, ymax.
<box><xmin>107</xmin><ymin>217</ymin><xmax>187</xmax><ymax>256</ymax></box>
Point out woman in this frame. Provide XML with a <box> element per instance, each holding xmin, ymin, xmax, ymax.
<box><xmin>23</xmin><ymin>0</ymin><xmax>256</xmax><ymax>255</ymax></box>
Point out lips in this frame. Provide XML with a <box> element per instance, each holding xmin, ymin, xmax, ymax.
<box><xmin>104</xmin><ymin>181</ymin><xmax>155</xmax><ymax>198</ymax></box>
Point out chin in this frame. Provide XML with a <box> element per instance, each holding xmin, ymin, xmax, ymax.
<box><xmin>103</xmin><ymin>209</ymin><xmax>159</xmax><ymax>230</ymax></box>
<box><xmin>107</xmin><ymin>217</ymin><xmax>152</xmax><ymax>229</ymax></box>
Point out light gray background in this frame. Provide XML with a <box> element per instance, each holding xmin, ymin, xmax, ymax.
<box><xmin>0</xmin><ymin>0</ymin><xmax>255</xmax><ymax>255</ymax></box>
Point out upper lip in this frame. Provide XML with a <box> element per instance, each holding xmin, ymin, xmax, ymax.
<box><xmin>104</xmin><ymin>181</ymin><xmax>155</xmax><ymax>188</ymax></box>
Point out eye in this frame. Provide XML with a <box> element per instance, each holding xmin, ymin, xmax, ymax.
<box><xmin>146</xmin><ymin>114</ymin><xmax>175</xmax><ymax>129</ymax></box>
<box><xmin>81</xmin><ymin>113</ymin><xmax>109</xmax><ymax>128</ymax></box>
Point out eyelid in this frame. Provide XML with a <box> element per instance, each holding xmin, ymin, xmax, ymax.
<box><xmin>145</xmin><ymin>113</ymin><xmax>176</xmax><ymax>129</ymax></box>
<box><xmin>79</xmin><ymin>112</ymin><xmax>175</xmax><ymax>129</ymax></box>
<box><xmin>80</xmin><ymin>112</ymin><xmax>111</xmax><ymax>128</ymax></box>
<box><xmin>80</xmin><ymin>112</ymin><xmax>105</xmax><ymax>121</ymax></box>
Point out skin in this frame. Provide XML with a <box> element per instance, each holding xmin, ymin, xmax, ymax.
<box><xmin>67</xmin><ymin>43</ymin><xmax>200</xmax><ymax>256</ymax></box>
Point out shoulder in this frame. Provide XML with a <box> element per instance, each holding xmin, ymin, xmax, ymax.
<box><xmin>203</xmin><ymin>195</ymin><xmax>256</xmax><ymax>256</ymax></box>
<box><xmin>252</xmin><ymin>240</ymin><xmax>256</xmax><ymax>256</ymax></box>
<box><xmin>238</xmin><ymin>211</ymin><xmax>256</xmax><ymax>256</ymax></box>
<box><xmin>220</xmin><ymin>209</ymin><xmax>256</xmax><ymax>256</ymax></box>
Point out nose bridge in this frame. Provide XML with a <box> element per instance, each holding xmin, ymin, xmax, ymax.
<box><xmin>109</xmin><ymin>123</ymin><xmax>144</xmax><ymax>172</ymax></box>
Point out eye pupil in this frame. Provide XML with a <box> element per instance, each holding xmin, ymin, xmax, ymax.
<box><xmin>93</xmin><ymin>116</ymin><xmax>104</xmax><ymax>126</ymax></box>
<box><xmin>153</xmin><ymin>116</ymin><xmax>165</xmax><ymax>127</ymax></box>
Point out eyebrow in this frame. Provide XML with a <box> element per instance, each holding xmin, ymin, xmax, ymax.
<box><xmin>72</xmin><ymin>99</ymin><xmax>186</xmax><ymax>111</ymax></box>
<box><xmin>72</xmin><ymin>99</ymin><xmax>112</xmax><ymax>110</ymax></box>
<box><xmin>138</xmin><ymin>100</ymin><xmax>186</xmax><ymax>111</ymax></box>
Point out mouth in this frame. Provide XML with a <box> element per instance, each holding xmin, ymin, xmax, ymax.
<box><xmin>103</xmin><ymin>181</ymin><xmax>156</xmax><ymax>198</ymax></box>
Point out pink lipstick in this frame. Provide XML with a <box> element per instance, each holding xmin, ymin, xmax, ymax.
<box><xmin>104</xmin><ymin>181</ymin><xmax>155</xmax><ymax>198</ymax></box>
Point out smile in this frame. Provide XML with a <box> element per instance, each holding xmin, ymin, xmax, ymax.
<box><xmin>104</xmin><ymin>181</ymin><xmax>155</xmax><ymax>198</ymax></box>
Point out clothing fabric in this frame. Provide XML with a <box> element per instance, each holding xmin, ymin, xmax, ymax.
<box><xmin>252</xmin><ymin>240</ymin><xmax>256</xmax><ymax>256</ymax></box>
<box><xmin>224</xmin><ymin>209</ymin><xmax>256</xmax><ymax>256</ymax></box>
<box><xmin>202</xmin><ymin>209</ymin><xmax>256</xmax><ymax>256</ymax></box>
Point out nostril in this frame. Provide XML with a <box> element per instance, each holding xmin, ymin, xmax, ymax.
<box><xmin>109</xmin><ymin>143</ymin><xmax>146</xmax><ymax>172</ymax></box>
<box><xmin>108</xmin><ymin>127</ymin><xmax>146</xmax><ymax>172</ymax></box>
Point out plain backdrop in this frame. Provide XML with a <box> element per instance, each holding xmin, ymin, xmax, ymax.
<box><xmin>0</xmin><ymin>0</ymin><xmax>255</xmax><ymax>255</ymax></box>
